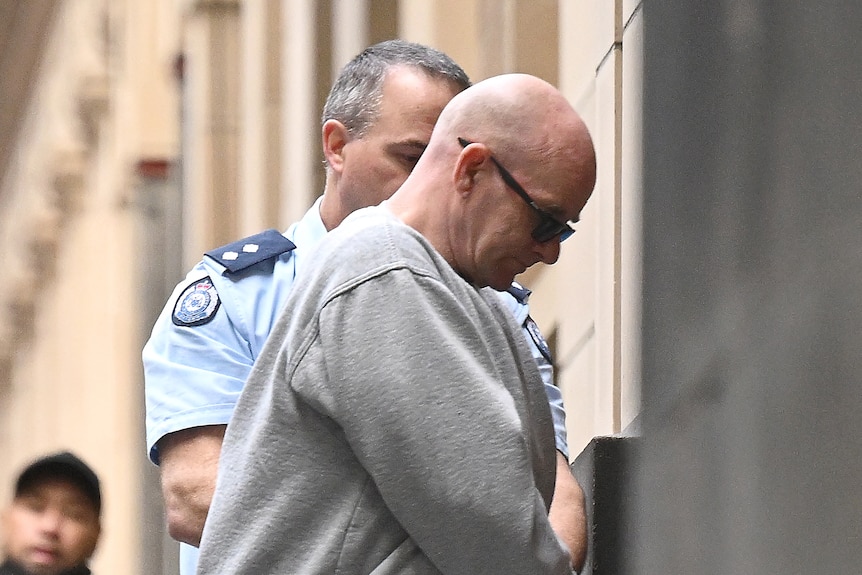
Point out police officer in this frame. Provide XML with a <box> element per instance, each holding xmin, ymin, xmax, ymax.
<box><xmin>143</xmin><ymin>40</ymin><xmax>585</xmax><ymax>575</ymax></box>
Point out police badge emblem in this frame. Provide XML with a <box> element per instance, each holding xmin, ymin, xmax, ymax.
<box><xmin>524</xmin><ymin>315</ymin><xmax>553</xmax><ymax>363</ymax></box>
<box><xmin>172</xmin><ymin>276</ymin><xmax>221</xmax><ymax>326</ymax></box>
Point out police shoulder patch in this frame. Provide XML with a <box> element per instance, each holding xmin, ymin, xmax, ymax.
<box><xmin>172</xmin><ymin>276</ymin><xmax>221</xmax><ymax>327</ymax></box>
<box><xmin>524</xmin><ymin>315</ymin><xmax>553</xmax><ymax>363</ymax></box>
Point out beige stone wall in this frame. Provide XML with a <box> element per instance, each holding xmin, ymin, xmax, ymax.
<box><xmin>0</xmin><ymin>1</ymin><xmax>179</xmax><ymax>573</ymax></box>
<box><xmin>0</xmin><ymin>1</ymin><xmax>642</xmax><ymax>572</ymax></box>
<box><xmin>520</xmin><ymin>0</ymin><xmax>645</xmax><ymax>456</ymax></box>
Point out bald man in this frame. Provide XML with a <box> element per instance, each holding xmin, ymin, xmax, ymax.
<box><xmin>145</xmin><ymin>40</ymin><xmax>586</xmax><ymax>574</ymax></box>
<box><xmin>196</xmin><ymin>73</ymin><xmax>596</xmax><ymax>575</ymax></box>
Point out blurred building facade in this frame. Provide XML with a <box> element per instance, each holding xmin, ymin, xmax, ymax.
<box><xmin>0</xmin><ymin>1</ymin><xmax>643</xmax><ymax>573</ymax></box>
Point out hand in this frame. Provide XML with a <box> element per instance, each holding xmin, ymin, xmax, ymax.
<box><xmin>549</xmin><ymin>451</ymin><xmax>587</xmax><ymax>571</ymax></box>
<box><xmin>157</xmin><ymin>424</ymin><xmax>226</xmax><ymax>546</ymax></box>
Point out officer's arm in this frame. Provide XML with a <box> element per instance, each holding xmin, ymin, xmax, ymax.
<box><xmin>157</xmin><ymin>425</ymin><xmax>226</xmax><ymax>547</ymax></box>
<box><xmin>549</xmin><ymin>451</ymin><xmax>587</xmax><ymax>571</ymax></box>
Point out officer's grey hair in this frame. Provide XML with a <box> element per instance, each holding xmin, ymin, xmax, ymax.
<box><xmin>321</xmin><ymin>39</ymin><xmax>471</xmax><ymax>138</ymax></box>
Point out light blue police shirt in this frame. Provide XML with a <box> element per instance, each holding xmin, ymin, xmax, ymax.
<box><xmin>143</xmin><ymin>198</ymin><xmax>570</xmax><ymax>575</ymax></box>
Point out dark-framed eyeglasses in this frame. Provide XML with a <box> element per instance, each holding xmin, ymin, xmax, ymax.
<box><xmin>457</xmin><ymin>137</ymin><xmax>576</xmax><ymax>243</ymax></box>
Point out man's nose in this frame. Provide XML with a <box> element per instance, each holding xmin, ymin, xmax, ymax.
<box><xmin>37</xmin><ymin>509</ymin><xmax>63</xmax><ymax>535</ymax></box>
<box><xmin>535</xmin><ymin>237</ymin><xmax>561</xmax><ymax>265</ymax></box>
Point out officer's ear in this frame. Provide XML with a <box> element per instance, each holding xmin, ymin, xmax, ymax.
<box><xmin>453</xmin><ymin>141</ymin><xmax>490</xmax><ymax>197</ymax></box>
<box><xmin>322</xmin><ymin>120</ymin><xmax>350</xmax><ymax>174</ymax></box>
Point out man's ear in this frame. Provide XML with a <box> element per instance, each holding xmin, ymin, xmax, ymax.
<box><xmin>322</xmin><ymin>119</ymin><xmax>351</xmax><ymax>173</ymax></box>
<box><xmin>453</xmin><ymin>142</ymin><xmax>490</xmax><ymax>197</ymax></box>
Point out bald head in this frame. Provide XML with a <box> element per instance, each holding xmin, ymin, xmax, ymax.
<box><xmin>431</xmin><ymin>73</ymin><xmax>595</xmax><ymax>189</ymax></box>
<box><xmin>387</xmin><ymin>73</ymin><xmax>596</xmax><ymax>289</ymax></box>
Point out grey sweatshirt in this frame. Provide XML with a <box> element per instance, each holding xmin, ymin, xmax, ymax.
<box><xmin>196</xmin><ymin>206</ymin><xmax>572</xmax><ymax>575</ymax></box>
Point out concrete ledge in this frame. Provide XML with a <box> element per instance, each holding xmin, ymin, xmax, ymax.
<box><xmin>571</xmin><ymin>435</ymin><xmax>640</xmax><ymax>575</ymax></box>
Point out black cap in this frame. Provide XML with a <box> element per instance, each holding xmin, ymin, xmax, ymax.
<box><xmin>14</xmin><ymin>451</ymin><xmax>101</xmax><ymax>515</ymax></box>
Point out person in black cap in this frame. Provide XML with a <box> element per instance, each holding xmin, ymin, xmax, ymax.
<box><xmin>1</xmin><ymin>452</ymin><xmax>101</xmax><ymax>575</ymax></box>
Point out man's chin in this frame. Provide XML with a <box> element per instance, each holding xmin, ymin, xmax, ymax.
<box><xmin>22</xmin><ymin>560</ymin><xmax>62</xmax><ymax>575</ymax></box>
<box><xmin>462</xmin><ymin>267</ymin><xmax>515</xmax><ymax>291</ymax></box>
<box><xmin>487</xmin><ymin>275</ymin><xmax>516</xmax><ymax>292</ymax></box>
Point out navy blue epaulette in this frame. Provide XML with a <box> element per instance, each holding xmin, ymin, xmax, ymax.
<box><xmin>204</xmin><ymin>229</ymin><xmax>296</xmax><ymax>274</ymax></box>
<box><xmin>506</xmin><ymin>281</ymin><xmax>532</xmax><ymax>304</ymax></box>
